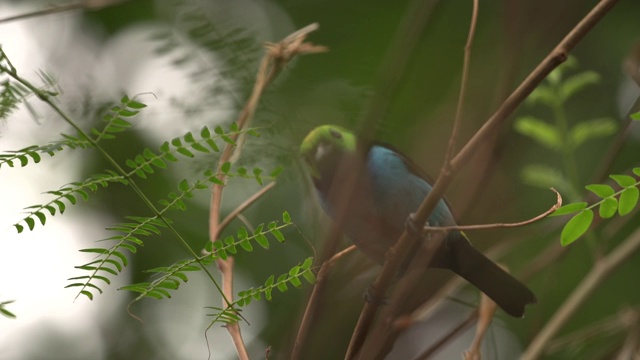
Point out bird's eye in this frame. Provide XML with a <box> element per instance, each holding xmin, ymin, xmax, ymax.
<box><xmin>329</xmin><ymin>129</ymin><xmax>342</xmax><ymax>139</ymax></box>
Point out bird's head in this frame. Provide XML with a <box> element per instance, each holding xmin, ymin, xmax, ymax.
<box><xmin>300</xmin><ymin>125</ymin><xmax>356</xmax><ymax>181</ymax></box>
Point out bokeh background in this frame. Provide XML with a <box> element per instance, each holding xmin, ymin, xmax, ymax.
<box><xmin>1</xmin><ymin>0</ymin><xmax>640</xmax><ymax>359</ymax></box>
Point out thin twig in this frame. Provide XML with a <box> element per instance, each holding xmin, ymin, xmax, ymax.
<box><xmin>425</xmin><ymin>188</ymin><xmax>561</xmax><ymax>232</ymax></box>
<box><xmin>521</xmin><ymin>225</ymin><xmax>640</xmax><ymax>360</ymax></box>
<box><xmin>291</xmin><ymin>245</ymin><xmax>357</xmax><ymax>360</ymax></box>
<box><xmin>0</xmin><ymin>0</ymin><xmax>128</xmax><ymax>24</ymax></box>
<box><xmin>464</xmin><ymin>291</ymin><xmax>498</xmax><ymax>360</ymax></box>
<box><xmin>217</xmin><ymin>182</ymin><xmax>277</xmax><ymax>236</ymax></box>
<box><xmin>444</xmin><ymin>0</ymin><xmax>479</xmax><ymax>164</ymax></box>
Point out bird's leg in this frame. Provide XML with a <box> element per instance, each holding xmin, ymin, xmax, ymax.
<box><xmin>363</xmin><ymin>283</ymin><xmax>388</xmax><ymax>305</ymax></box>
<box><xmin>405</xmin><ymin>213</ymin><xmax>425</xmax><ymax>238</ymax></box>
<box><xmin>396</xmin><ymin>213</ymin><xmax>428</xmax><ymax>276</ymax></box>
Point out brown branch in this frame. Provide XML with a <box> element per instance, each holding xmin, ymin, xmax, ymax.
<box><xmin>425</xmin><ymin>188</ymin><xmax>561</xmax><ymax>232</ymax></box>
<box><xmin>216</xmin><ymin>257</ymin><xmax>249</xmax><ymax>360</ymax></box>
<box><xmin>291</xmin><ymin>245</ymin><xmax>357</xmax><ymax>360</ymax></box>
<box><xmin>445</xmin><ymin>0</ymin><xmax>479</xmax><ymax>164</ymax></box>
<box><xmin>0</xmin><ymin>0</ymin><xmax>128</xmax><ymax>24</ymax></box>
<box><xmin>347</xmin><ymin>0</ymin><xmax>619</xmax><ymax>358</ymax></box>
<box><xmin>464</xmin><ymin>291</ymin><xmax>498</xmax><ymax>360</ymax></box>
<box><xmin>216</xmin><ymin>182</ymin><xmax>277</xmax><ymax>236</ymax></box>
<box><xmin>206</xmin><ymin>23</ymin><xmax>326</xmax><ymax>359</ymax></box>
<box><xmin>521</xmin><ymin>225</ymin><xmax>640</xmax><ymax>360</ymax></box>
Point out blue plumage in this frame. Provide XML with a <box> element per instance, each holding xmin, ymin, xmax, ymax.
<box><xmin>301</xmin><ymin>125</ymin><xmax>536</xmax><ymax>317</ymax></box>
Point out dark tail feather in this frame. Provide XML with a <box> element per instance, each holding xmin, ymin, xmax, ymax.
<box><xmin>446</xmin><ymin>235</ymin><xmax>537</xmax><ymax>318</ymax></box>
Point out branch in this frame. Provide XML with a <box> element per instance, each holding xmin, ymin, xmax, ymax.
<box><xmin>291</xmin><ymin>245</ymin><xmax>357</xmax><ymax>360</ymax></box>
<box><xmin>216</xmin><ymin>257</ymin><xmax>249</xmax><ymax>360</ymax></box>
<box><xmin>0</xmin><ymin>0</ymin><xmax>128</xmax><ymax>24</ymax></box>
<box><xmin>424</xmin><ymin>188</ymin><xmax>561</xmax><ymax>232</ymax></box>
<box><xmin>521</xmin><ymin>224</ymin><xmax>640</xmax><ymax>360</ymax></box>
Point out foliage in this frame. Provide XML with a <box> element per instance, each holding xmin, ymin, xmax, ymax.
<box><xmin>0</xmin><ymin>44</ymin><xmax>313</xmax><ymax>331</ymax></box>
<box><xmin>552</xmin><ymin>167</ymin><xmax>640</xmax><ymax>245</ymax></box>
<box><xmin>514</xmin><ymin>57</ymin><xmax>617</xmax><ymax>200</ymax></box>
<box><xmin>515</xmin><ymin>57</ymin><xmax>638</xmax><ymax>246</ymax></box>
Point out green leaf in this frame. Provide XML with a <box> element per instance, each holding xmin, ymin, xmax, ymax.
<box><xmin>282</xmin><ymin>211</ymin><xmax>291</xmax><ymax>224</ymax></box>
<box><xmin>271</xmin><ymin>229</ymin><xmax>285</xmax><ymax>243</ymax></box>
<box><xmin>178</xmin><ymin>179</ymin><xmax>190</xmax><ymax>192</ymax></box>
<box><xmin>25</xmin><ymin>217</ymin><xmax>35</xmax><ymax>231</ymax></box>
<box><xmin>34</xmin><ymin>211</ymin><xmax>46</xmax><ymax>225</ymax></box>
<box><xmin>599</xmin><ymin>197</ymin><xmax>618</xmax><ymax>219</ymax></box>
<box><xmin>610</xmin><ymin>175</ymin><xmax>636</xmax><ymax>188</ymax></box>
<box><xmin>568</xmin><ymin>118</ymin><xmax>616</xmax><ymax>150</ymax></box>
<box><xmin>221</xmin><ymin>162</ymin><xmax>231</xmax><ymax>173</ymax></box>
<box><xmin>559</xmin><ymin>71</ymin><xmax>600</xmax><ymax>102</ymax></box>
<box><xmin>629</xmin><ymin>111</ymin><xmax>640</xmax><ymax>121</ymax></box>
<box><xmin>633</xmin><ymin>168</ymin><xmax>640</xmax><ymax>177</ymax></box>
<box><xmin>585</xmin><ymin>184</ymin><xmax>615</xmax><ymax>198</ymax></box>
<box><xmin>255</xmin><ymin>234</ymin><xmax>269</xmax><ymax>249</ymax></box>
<box><xmin>176</xmin><ymin>147</ymin><xmax>194</xmax><ymax>157</ymax></box>
<box><xmin>561</xmin><ymin>209</ymin><xmax>594</xmax><ymax>246</ymax></box>
<box><xmin>514</xmin><ymin>116</ymin><xmax>561</xmax><ymax>150</ymax></box>
<box><xmin>201</xmin><ymin>126</ymin><xmax>211</xmax><ymax>138</ymax></box>
<box><xmin>618</xmin><ymin>187</ymin><xmax>639</xmax><ymax>216</ymax></box>
<box><xmin>551</xmin><ymin>202</ymin><xmax>588</xmax><ymax>216</ymax></box>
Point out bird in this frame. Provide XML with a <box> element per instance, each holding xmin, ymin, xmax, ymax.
<box><xmin>300</xmin><ymin>124</ymin><xmax>536</xmax><ymax>318</ymax></box>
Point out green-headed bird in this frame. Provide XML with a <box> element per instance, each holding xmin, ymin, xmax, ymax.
<box><xmin>300</xmin><ymin>125</ymin><xmax>536</xmax><ymax>318</ymax></box>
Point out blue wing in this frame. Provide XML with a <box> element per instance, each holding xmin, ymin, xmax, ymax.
<box><xmin>366</xmin><ymin>146</ymin><xmax>456</xmax><ymax>230</ymax></box>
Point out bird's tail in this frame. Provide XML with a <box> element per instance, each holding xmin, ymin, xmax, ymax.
<box><xmin>446</xmin><ymin>233</ymin><xmax>537</xmax><ymax>318</ymax></box>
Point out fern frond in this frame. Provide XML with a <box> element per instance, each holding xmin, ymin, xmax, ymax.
<box><xmin>123</xmin><ymin>125</ymin><xmax>260</xmax><ymax>179</ymax></box>
<box><xmin>13</xmin><ymin>171</ymin><xmax>128</xmax><ymax>233</ymax></box>
<box><xmin>0</xmin><ymin>79</ymin><xmax>29</xmax><ymax>120</ymax></box>
<box><xmin>205</xmin><ymin>257</ymin><xmax>315</xmax><ymax>327</ymax></box>
<box><xmin>204</xmin><ymin>211</ymin><xmax>293</xmax><ymax>259</ymax></box>
<box><xmin>92</xmin><ymin>95</ymin><xmax>147</xmax><ymax>142</ymax></box>
<box><xmin>120</xmin><ymin>256</ymin><xmax>213</xmax><ymax>300</ymax></box>
<box><xmin>121</xmin><ymin>211</ymin><xmax>294</xmax><ymax>304</ymax></box>
<box><xmin>66</xmin><ymin>216</ymin><xmax>168</xmax><ymax>300</ymax></box>
<box><xmin>235</xmin><ymin>257</ymin><xmax>315</xmax><ymax>306</ymax></box>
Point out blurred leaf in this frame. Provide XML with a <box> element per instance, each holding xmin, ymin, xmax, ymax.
<box><xmin>514</xmin><ymin>116</ymin><xmax>562</xmax><ymax>150</ymax></box>
<box><xmin>567</xmin><ymin>118</ymin><xmax>616</xmax><ymax>150</ymax></box>
<box><xmin>526</xmin><ymin>86</ymin><xmax>557</xmax><ymax>107</ymax></box>
<box><xmin>559</xmin><ymin>71</ymin><xmax>600</xmax><ymax>102</ymax></box>
<box><xmin>561</xmin><ymin>209</ymin><xmax>594</xmax><ymax>246</ymax></box>
<box><xmin>618</xmin><ymin>187</ymin><xmax>639</xmax><ymax>216</ymax></box>
<box><xmin>521</xmin><ymin>164</ymin><xmax>572</xmax><ymax>194</ymax></box>
<box><xmin>630</xmin><ymin>111</ymin><xmax>640</xmax><ymax>121</ymax></box>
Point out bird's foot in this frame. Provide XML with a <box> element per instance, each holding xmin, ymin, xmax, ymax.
<box><xmin>363</xmin><ymin>284</ymin><xmax>388</xmax><ymax>305</ymax></box>
<box><xmin>405</xmin><ymin>213</ymin><xmax>426</xmax><ymax>238</ymax></box>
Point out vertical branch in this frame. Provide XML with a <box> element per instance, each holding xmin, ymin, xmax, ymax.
<box><xmin>206</xmin><ymin>24</ymin><xmax>327</xmax><ymax>359</ymax></box>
